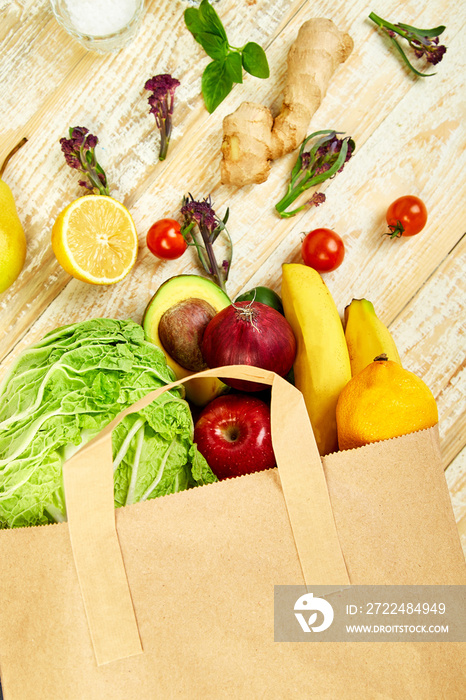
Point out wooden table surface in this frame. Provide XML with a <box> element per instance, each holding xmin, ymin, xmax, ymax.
<box><xmin>0</xmin><ymin>0</ymin><xmax>464</xmax><ymax>550</ymax></box>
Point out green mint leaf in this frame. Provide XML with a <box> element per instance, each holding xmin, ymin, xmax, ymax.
<box><xmin>225</xmin><ymin>52</ymin><xmax>243</xmax><ymax>84</ymax></box>
<box><xmin>241</xmin><ymin>42</ymin><xmax>269</xmax><ymax>79</ymax></box>
<box><xmin>184</xmin><ymin>8</ymin><xmax>208</xmax><ymax>36</ymax></box>
<box><xmin>195</xmin><ymin>32</ymin><xmax>228</xmax><ymax>61</ymax></box>
<box><xmin>201</xmin><ymin>60</ymin><xmax>233</xmax><ymax>113</ymax></box>
<box><xmin>198</xmin><ymin>0</ymin><xmax>227</xmax><ymax>41</ymax></box>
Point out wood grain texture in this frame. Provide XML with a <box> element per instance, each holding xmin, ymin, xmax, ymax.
<box><xmin>390</xmin><ymin>234</ymin><xmax>466</xmax><ymax>470</ymax></box>
<box><xmin>0</xmin><ymin>0</ymin><xmax>464</xmax><ymax>542</ymax></box>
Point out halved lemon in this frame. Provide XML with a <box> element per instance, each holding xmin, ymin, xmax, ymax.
<box><xmin>51</xmin><ymin>195</ymin><xmax>138</xmax><ymax>285</ymax></box>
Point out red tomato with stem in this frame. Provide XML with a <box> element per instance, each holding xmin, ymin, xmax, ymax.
<box><xmin>301</xmin><ymin>228</ymin><xmax>345</xmax><ymax>272</ymax></box>
<box><xmin>386</xmin><ymin>195</ymin><xmax>427</xmax><ymax>238</ymax></box>
<box><xmin>146</xmin><ymin>219</ymin><xmax>187</xmax><ymax>260</ymax></box>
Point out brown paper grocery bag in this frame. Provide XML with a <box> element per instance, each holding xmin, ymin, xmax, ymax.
<box><xmin>0</xmin><ymin>365</ymin><xmax>464</xmax><ymax>700</ymax></box>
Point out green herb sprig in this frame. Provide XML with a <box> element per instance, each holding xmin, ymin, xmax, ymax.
<box><xmin>369</xmin><ymin>12</ymin><xmax>447</xmax><ymax>77</ymax></box>
<box><xmin>180</xmin><ymin>194</ymin><xmax>232</xmax><ymax>293</ymax></box>
<box><xmin>275</xmin><ymin>130</ymin><xmax>355</xmax><ymax>219</ymax></box>
<box><xmin>184</xmin><ymin>0</ymin><xmax>269</xmax><ymax>113</ymax></box>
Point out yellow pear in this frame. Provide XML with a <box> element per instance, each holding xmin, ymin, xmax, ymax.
<box><xmin>0</xmin><ymin>139</ymin><xmax>28</xmax><ymax>294</ymax></box>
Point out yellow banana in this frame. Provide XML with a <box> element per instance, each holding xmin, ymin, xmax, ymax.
<box><xmin>344</xmin><ymin>299</ymin><xmax>402</xmax><ymax>376</ymax></box>
<box><xmin>281</xmin><ymin>263</ymin><xmax>351</xmax><ymax>456</ymax></box>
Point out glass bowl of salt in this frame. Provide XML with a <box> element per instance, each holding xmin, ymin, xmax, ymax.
<box><xmin>50</xmin><ymin>0</ymin><xmax>146</xmax><ymax>53</ymax></box>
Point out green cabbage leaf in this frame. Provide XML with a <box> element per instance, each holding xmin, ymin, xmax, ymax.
<box><xmin>0</xmin><ymin>318</ymin><xmax>216</xmax><ymax>528</ymax></box>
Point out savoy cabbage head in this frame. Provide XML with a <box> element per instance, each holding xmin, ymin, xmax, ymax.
<box><xmin>0</xmin><ymin>318</ymin><xmax>216</xmax><ymax>528</ymax></box>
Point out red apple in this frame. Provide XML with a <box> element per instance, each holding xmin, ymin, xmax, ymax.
<box><xmin>193</xmin><ymin>394</ymin><xmax>276</xmax><ymax>480</ymax></box>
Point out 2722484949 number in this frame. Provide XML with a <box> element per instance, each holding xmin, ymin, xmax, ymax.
<box><xmin>366</xmin><ymin>602</ymin><xmax>446</xmax><ymax>615</ymax></box>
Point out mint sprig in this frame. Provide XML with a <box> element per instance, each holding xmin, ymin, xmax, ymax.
<box><xmin>184</xmin><ymin>0</ymin><xmax>269</xmax><ymax>113</ymax></box>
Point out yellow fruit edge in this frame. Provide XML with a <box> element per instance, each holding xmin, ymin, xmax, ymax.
<box><xmin>0</xmin><ymin>227</ymin><xmax>27</xmax><ymax>294</ymax></box>
<box><xmin>0</xmin><ymin>182</ymin><xmax>27</xmax><ymax>294</ymax></box>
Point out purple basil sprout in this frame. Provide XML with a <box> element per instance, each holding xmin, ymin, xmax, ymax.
<box><xmin>308</xmin><ymin>192</ymin><xmax>326</xmax><ymax>208</ymax></box>
<box><xmin>275</xmin><ymin>130</ymin><xmax>355</xmax><ymax>218</ymax></box>
<box><xmin>144</xmin><ymin>74</ymin><xmax>180</xmax><ymax>161</ymax></box>
<box><xmin>369</xmin><ymin>12</ymin><xmax>447</xmax><ymax>77</ymax></box>
<box><xmin>180</xmin><ymin>195</ymin><xmax>232</xmax><ymax>293</ymax></box>
<box><xmin>59</xmin><ymin>126</ymin><xmax>109</xmax><ymax>195</ymax></box>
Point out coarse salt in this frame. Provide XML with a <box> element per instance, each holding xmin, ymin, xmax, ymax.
<box><xmin>65</xmin><ymin>0</ymin><xmax>140</xmax><ymax>37</ymax></box>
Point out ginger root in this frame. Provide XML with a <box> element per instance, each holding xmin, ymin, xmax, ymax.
<box><xmin>220</xmin><ymin>18</ymin><xmax>353</xmax><ymax>188</ymax></box>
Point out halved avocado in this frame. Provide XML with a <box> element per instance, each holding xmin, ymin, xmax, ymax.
<box><xmin>143</xmin><ymin>275</ymin><xmax>231</xmax><ymax>405</ymax></box>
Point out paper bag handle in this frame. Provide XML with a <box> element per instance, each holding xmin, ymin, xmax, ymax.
<box><xmin>62</xmin><ymin>365</ymin><xmax>349</xmax><ymax>665</ymax></box>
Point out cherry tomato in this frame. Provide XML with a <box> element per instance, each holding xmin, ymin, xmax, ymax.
<box><xmin>301</xmin><ymin>228</ymin><xmax>345</xmax><ymax>272</ymax></box>
<box><xmin>146</xmin><ymin>219</ymin><xmax>187</xmax><ymax>260</ymax></box>
<box><xmin>386</xmin><ymin>195</ymin><xmax>427</xmax><ymax>238</ymax></box>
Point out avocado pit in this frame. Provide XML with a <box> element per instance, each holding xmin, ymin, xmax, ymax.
<box><xmin>158</xmin><ymin>298</ymin><xmax>216</xmax><ymax>372</ymax></box>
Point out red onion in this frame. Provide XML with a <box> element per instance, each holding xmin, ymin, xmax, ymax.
<box><xmin>201</xmin><ymin>301</ymin><xmax>297</xmax><ymax>391</ymax></box>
